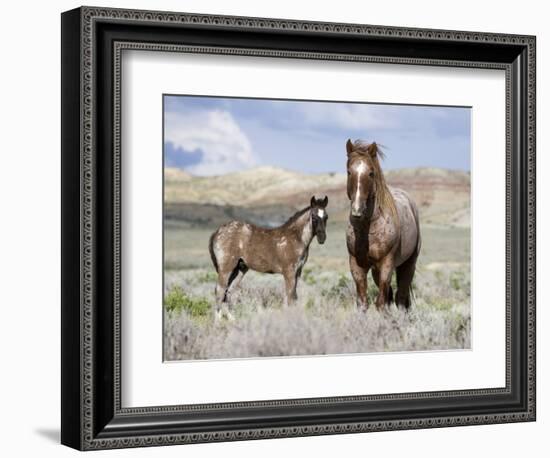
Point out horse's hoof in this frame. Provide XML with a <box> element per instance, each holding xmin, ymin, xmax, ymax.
<box><xmin>214</xmin><ymin>306</ymin><xmax>233</xmax><ymax>322</ymax></box>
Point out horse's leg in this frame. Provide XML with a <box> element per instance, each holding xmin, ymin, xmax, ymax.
<box><xmin>227</xmin><ymin>260</ymin><xmax>248</xmax><ymax>294</ymax></box>
<box><xmin>371</xmin><ymin>268</ymin><xmax>394</xmax><ymax>304</ymax></box>
<box><xmin>349</xmin><ymin>254</ymin><xmax>369</xmax><ymax>310</ymax></box>
<box><xmin>375</xmin><ymin>256</ymin><xmax>394</xmax><ymax>310</ymax></box>
<box><xmin>292</xmin><ymin>264</ymin><xmax>305</xmax><ymax>302</ymax></box>
<box><xmin>214</xmin><ymin>259</ymin><xmax>239</xmax><ymax>320</ymax></box>
<box><xmin>396</xmin><ymin>250</ymin><xmax>419</xmax><ymax>310</ymax></box>
<box><xmin>283</xmin><ymin>268</ymin><xmax>298</xmax><ymax>306</ymax></box>
<box><xmin>214</xmin><ymin>270</ymin><xmax>230</xmax><ymax>320</ymax></box>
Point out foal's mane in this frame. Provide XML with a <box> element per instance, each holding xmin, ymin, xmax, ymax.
<box><xmin>281</xmin><ymin>206</ymin><xmax>311</xmax><ymax>229</ymax></box>
<box><xmin>349</xmin><ymin>140</ymin><xmax>398</xmax><ymax>222</ymax></box>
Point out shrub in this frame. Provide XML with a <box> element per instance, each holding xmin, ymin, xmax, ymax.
<box><xmin>196</xmin><ymin>270</ymin><xmax>218</xmax><ymax>284</ymax></box>
<box><xmin>164</xmin><ymin>285</ymin><xmax>210</xmax><ymax>318</ymax></box>
<box><xmin>305</xmin><ymin>298</ymin><xmax>315</xmax><ymax>310</ymax></box>
<box><xmin>322</xmin><ymin>273</ymin><xmax>350</xmax><ymax>300</ymax></box>
<box><xmin>302</xmin><ymin>267</ymin><xmax>316</xmax><ymax>285</ymax></box>
<box><xmin>163</xmin><ymin>262</ymin><xmax>472</xmax><ymax>360</ymax></box>
<box><xmin>449</xmin><ymin>270</ymin><xmax>469</xmax><ymax>292</ymax></box>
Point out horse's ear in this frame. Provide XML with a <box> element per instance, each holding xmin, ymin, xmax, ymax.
<box><xmin>367</xmin><ymin>142</ymin><xmax>378</xmax><ymax>158</ymax></box>
<box><xmin>321</xmin><ymin>196</ymin><xmax>328</xmax><ymax>208</ymax></box>
<box><xmin>310</xmin><ymin>196</ymin><xmax>316</xmax><ymax>208</ymax></box>
<box><xmin>346</xmin><ymin>139</ymin><xmax>354</xmax><ymax>156</ymax></box>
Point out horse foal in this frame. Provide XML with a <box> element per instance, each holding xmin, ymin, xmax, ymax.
<box><xmin>209</xmin><ymin>196</ymin><xmax>328</xmax><ymax>318</ymax></box>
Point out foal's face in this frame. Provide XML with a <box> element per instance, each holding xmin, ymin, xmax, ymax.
<box><xmin>347</xmin><ymin>154</ymin><xmax>376</xmax><ymax>218</ymax></box>
<box><xmin>310</xmin><ymin>196</ymin><xmax>329</xmax><ymax>244</ymax></box>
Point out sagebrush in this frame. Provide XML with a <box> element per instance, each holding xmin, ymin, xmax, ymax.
<box><xmin>164</xmin><ymin>261</ymin><xmax>470</xmax><ymax>360</ymax></box>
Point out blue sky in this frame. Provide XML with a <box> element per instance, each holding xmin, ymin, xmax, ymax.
<box><xmin>164</xmin><ymin>95</ymin><xmax>471</xmax><ymax>176</ymax></box>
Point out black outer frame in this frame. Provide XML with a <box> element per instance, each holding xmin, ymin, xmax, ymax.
<box><xmin>61</xmin><ymin>6</ymin><xmax>536</xmax><ymax>451</ymax></box>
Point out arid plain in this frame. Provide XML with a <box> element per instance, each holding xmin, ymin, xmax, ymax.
<box><xmin>163</xmin><ymin>166</ymin><xmax>471</xmax><ymax>360</ymax></box>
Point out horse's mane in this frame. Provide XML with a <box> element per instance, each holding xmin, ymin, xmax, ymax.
<box><xmin>281</xmin><ymin>206</ymin><xmax>311</xmax><ymax>229</ymax></box>
<box><xmin>350</xmin><ymin>140</ymin><xmax>398</xmax><ymax>223</ymax></box>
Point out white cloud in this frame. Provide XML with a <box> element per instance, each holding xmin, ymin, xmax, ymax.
<box><xmin>164</xmin><ymin>109</ymin><xmax>256</xmax><ymax>175</ymax></box>
<box><xmin>298</xmin><ymin>103</ymin><xmax>398</xmax><ymax>131</ymax></box>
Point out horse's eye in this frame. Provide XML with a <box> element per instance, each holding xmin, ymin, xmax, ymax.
<box><xmin>369</xmin><ymin>171</ymin><xmax>375</xmax><ymax>178</ymax></box>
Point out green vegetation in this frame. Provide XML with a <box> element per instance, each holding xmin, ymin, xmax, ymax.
<box><xmin>321</xmin><ymin>273</ymin><xmax>351</xmax><ymax>301</ymax></box>
<box><xmin>164</xmin><ymin>285</ymin><xmax>210</xmax><ymax>319</ymax></box>
<box><xmin>302</xmin><ymin>267</ymin><xmax>316</xmax><ymax>285</ymax></box>
<box><xmin>196</xmin><ymin>270</ymin><xmax>218</xmax><ymax>284</ymax></box>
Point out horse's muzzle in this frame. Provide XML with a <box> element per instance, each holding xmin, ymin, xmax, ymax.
<box><xmin>350</xmin><ymin>206</ymin><xmax>366</xmax><ymax>218</ymax></box>
<box><xmin>350</xmin><ymin>201</ymin><xmax>365</xmax><ymax>218</ymax></box>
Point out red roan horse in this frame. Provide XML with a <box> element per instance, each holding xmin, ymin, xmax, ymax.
<box><xmin>345</xmin><ymin>139</ymin><xmax>421</xmax><ymax>310</ymax></box>
<box><xmin>209</xmin><ymin>196</ymin><xmax>329</xmax><ymax>318</ymax></box>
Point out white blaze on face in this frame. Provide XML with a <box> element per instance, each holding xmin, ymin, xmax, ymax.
<box><xmin>351</xmin><ymin>161</ymin><xmax>367</xmax><ymax>215</ymax></box>
<box><xmin>317</xmin><ymin>209</ymin><xmax>326</xmax><ymax>219</ymax></box>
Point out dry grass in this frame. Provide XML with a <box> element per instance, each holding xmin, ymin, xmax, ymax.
<box><xmin>164</xmin><ymin>260</ymin><xmax>470</xmax><ymax>361</ymax></box>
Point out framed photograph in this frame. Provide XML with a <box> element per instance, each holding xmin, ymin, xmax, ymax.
<box><xmin>61</xmin><ymin>6</ymin><xmax>536</xmax><ymax>450</ymax></box>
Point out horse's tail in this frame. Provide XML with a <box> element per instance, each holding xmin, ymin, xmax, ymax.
<box><xmin>208</xmin><ymin>230</ymin><xmax>219</xmax><ymax>273</ymax></box>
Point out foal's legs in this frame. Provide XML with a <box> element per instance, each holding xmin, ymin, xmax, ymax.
<box><xmin>283</xmin><ymin>268</ymin><xmax>298</xmax><ymax>306</ymax></box>
<box><xmin>214</xmin><ymin>258</ymin><xmax>241</xmax><ymax>320</ymax></box>
<box><xmin>227</xmin><ymin>260</ymin><xmax>248</xmax><ymax>295</ymax></box>
<box><xmin>349</xmin><ymin>254</ymin><xmax>369</xmax><ymax>310</ymax></box>
<box><xmin>214</xmin><ymin>270</ymin><xmax>232</xmax><ymax>320</ymax></box>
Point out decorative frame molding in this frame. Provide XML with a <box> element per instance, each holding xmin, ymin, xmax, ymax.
<box><xmin>61</xmin><ymin>6</ymin><xmax>536</xmax><ymax>450</ymax></box>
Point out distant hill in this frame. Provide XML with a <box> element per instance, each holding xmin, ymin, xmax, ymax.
<box><xmin>164</xmin><ymin>166</ymin><xmax>344</xmax><ymax>206</ymax></box>
<box><xmin>164</xmin><ymin>166</ymin><xmax>470</xmax><ymax>229</ymax></box>
<box><xmin>164</xmin><ymin>167</ymin><xmax>193</xmax><ymax>182</ymax></box>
